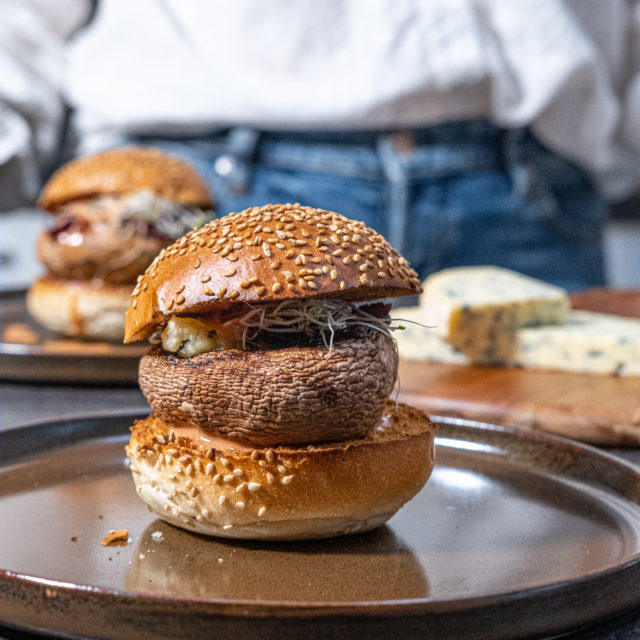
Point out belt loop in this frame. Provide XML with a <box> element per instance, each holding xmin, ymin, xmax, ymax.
<box><xmin>214</xmin><ymin>127</ymin><xmax>261</xmax><ymax>194</ymax></box>
<box><xmin>377</xmin><ymin>133</ymin><xmax>410</xmax><ymax>255</ymax></box>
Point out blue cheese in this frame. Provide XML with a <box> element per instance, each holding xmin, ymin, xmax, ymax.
<box><xmin>420</xmin><ymin>266</ymin><xmax>569</xmax><ymax>362</ymax></box>
<box><xmin>513</xmin><ymin>311</ymin><xmax>639</xmax><ymax>376</ymax></box>
<box><xmin>392</xmin><ymin>307</ymin><xmax>640</xmax><ymax>376</ymax></box>
<box><xmin>392</xmin><ymin>306</ymin><xmax>467</xmax><ymax>364</ymax></box>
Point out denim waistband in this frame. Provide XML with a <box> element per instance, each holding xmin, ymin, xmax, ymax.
<box><xmin>136</xmin><ymin>120</ymin><xmax>506</xmax><ymax>151</ymax></box>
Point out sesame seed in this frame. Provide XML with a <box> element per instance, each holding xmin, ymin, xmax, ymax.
<box><xmin>233</xmin><ymin>468</ymin><xmax>244</xmax><ymax>477</ymax></box>
<box><xmin>277</xmin><ymin>464</ymin><xmax>286</xmax><ymax>473</ymax></box>
<box><xmin>225</xmin><ymin>268</ymin><xmax>236</xmax><ymax>277</ymax></box>
<box><xmin>167</xmin><ymin>448</ymin><xmax>178</xmax><ymax>457</ymax></box>
<box><xmin>167</xmin><ymin>300</ymin><xmax>175</xmax><ymax>310</ymax></box>
<box><xmin>228</xmin><ymin>290</ymin><xmax>239</xmax><ymax>299</ymax></box>
<box><xmin>219</xmin><ymin>496</ymin><xmax>227</xmax><ymax>505</ymax></box>
<box><xmin>343</xmin><ymin>256</ymin><xmax>351</xmax><ymax>265</ymax></box>
<box><xmin>213</xmin><ymin>473</ymin><xmax>221</xmax><ymax>483</ymax></box>
<box><xmin>176</xmin><ymin>295</ymin><xmax>185</xmax><ymax>305</ymax></box>
<box><xmin>266</xmin><ymin>472</ymin><xmax>275</xmax><ymax>484</ymax></box>
<box><xmin>156</xmin><ymin>435</ymin><xmax>166</xmax><ymax>444</ymax></box>
<box><xmin>204</xmin><ymin>288</ymin><xmax>214</xmax><ymax>295</ymax></box>
<box><xmin>248</xmin><ymin>482</ymin><xmax>261</xmax><ymax>492</ymax></box>
<box><xmin>265</xmin><ymin>449</ymin><xmax>275</xmax><ymax>463</ymax></box>
<box><xmin>240</xmin><ymin>280</ymin><xmax>250</xmax><ymax>288</ymax></box>
<box><xmin>257</xmin><ymin>286</ymin><xmax>266</xmax><ymax>296</ymax></box>
<box><xmin>271</xmin><ymin>259</ymin><xmax>281</xmax><ymax>269</ymax></box>
<box><xmin>194</xmin><ymin>258</ymin><xmax>201</xmax><ymax>268</ymax></box>
<box><xmin>223</xmin><ymin>474</ymin><xmax>234</xmax><ymax>483</ymax></box>
<box><xmin>353</xmin><ymin>254</ymin><xmax>361</xmax><ymax>262</ymax></box>
<box><xmin>236</xmin><ymin>501</ymin><xmax>245</xmax><ymax>510</ymax></box>
<box><xmin>282</xmin><ymin>475</ymin><xmax>294</xmax><ymax>485</ymax></box>
<box><xmin>330</xmin><ymin>269</ymin><xmax>338</xmax><ymax>280</ymax></box>
<box><xmin>258</xmin><ymin>506</ymin><xmax>267</xmax><ymax>517</ymax></box>
<box><xmin>222</xmin><ymin>524</ymin><xmax>232</xmax><ymax>530</ymax></box>
<box><xmin>307</xmin><ymin>281</ymin><xmax>317</xmax><ymax>289</ymax></box>
<box><xmin>359</xmin><ymin>263</ymin><xmax>368</xmax><ymax>272</ymax></box>
<box><xmin>217</xmin><ymin>287</ymin><xmax>227</xmax><ymax>297</ymax></box>
<box><xmin>378</xmin><ymin>271</ymin><xmax>387</xmax><ymax>278</ymax></box>
<box><xmin>272</xmin><ymin>282</ymin><xmax>282</xmax><ymax>293</ymax></box>
<box><xmin>201</xmin><ymin>508</ymin><xmax>210</xmax><ymax>518</ymax></box>
<box><xmin>220</xmin><ymin>457</ymin><xmax>231</xmax><ymax>468</ymax></box>
<box><xmin>235</xmin><ymin>482</ymin><xmax>246</xmax><ymax>493</ymax></box>
<box><xmin>201</xmin><ymin>275</ymin><xmax>211</xmax><ymax>283</ymax></box>
<box><xmin>205</xmin><ymin>463</ymin><xmax>214</xmax><ymax>475</ymax></box>
<box><xmin>178</xmin><ymin>456</ymin><xmax>190</xmax><ymax>463</ymax></box>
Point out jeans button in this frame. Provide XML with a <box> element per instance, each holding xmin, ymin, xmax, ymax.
<box><xmin>214</xmin><ymin>154</ymin><xmax>235</xmax><ymax>176</ymax></box>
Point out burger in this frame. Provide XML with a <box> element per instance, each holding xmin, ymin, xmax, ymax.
<box><xmin>124</xmin><ymin>203</ymin><xmax>437</xmax><ymax>540</ymax></box>
<box><xmin>26</xmin><ymin>146</ymin><xmax>214</xmax><ymax>341</ymax></box>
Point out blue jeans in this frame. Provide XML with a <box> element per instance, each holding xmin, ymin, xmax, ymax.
<box><xmin>130</xmin><ymin>121</ymin><xmax>607</xmax><ymax>291</ymax></box>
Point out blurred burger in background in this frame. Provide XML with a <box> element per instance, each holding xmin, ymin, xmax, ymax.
<box><xmin>26</xmin><ymin>146</ymin><xmax>214</xmax><ymax>341</ymax></box>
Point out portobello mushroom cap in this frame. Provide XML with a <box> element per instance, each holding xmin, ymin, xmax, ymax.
<box><xmin>139</xmin><ymin>330</ymin><xmax>398</xmax><ymax>446</ymax></box>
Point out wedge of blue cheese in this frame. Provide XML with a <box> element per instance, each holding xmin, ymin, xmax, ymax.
<box><xmin>420</xmin><ymin>267</ymin><xmax>570</xmax><ymax>362</ymax></box>
<box><xmin>513</xmin><ymin>311</ymin><xmax>639</xmax><ymax>376</ymax></box>
<box><xmin>392</xmin><ymin>306</ymin><xmax>640</xmax><ymax>376</ymax></box>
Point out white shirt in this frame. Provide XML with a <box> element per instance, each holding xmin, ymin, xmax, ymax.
<box><xmin>2</xmin><ymin>0</ymin><xmax>640</xmax><ymax>208</ymax></box>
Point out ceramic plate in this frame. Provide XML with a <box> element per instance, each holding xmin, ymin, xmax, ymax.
<box><xmin>0</xmin><ymin>293</ymin><xmax>145</xmax><ymax>384</ymax></box>
<box><xmin>2</xmin><ymin>413</ymin><xmax>640</xmax><ymax>639</ymax></box>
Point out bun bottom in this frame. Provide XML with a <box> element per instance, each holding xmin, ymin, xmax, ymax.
<box><xmin>26</xmin><ymin>276</ymin><xmax>132</xmax><ymax>341</ymax></box>
<box><xmin>126</xmin><ymin>402</ymin><xmax>437</xmax><ymax>540</ymax></box>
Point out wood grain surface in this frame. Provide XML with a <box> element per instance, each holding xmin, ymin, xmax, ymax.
<box><xmin>396</xmin><ymin>289</ymin><xmax>640</xmax><ymax>446</ymax></box>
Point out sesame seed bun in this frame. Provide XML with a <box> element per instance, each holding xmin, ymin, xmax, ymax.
<box><xmin>38</xmin><ymin>146</ymin><xmax>213</xmax><ymax>212</ymax></box>
<box><xmin>124</xmin><ymin>203</ymin><xmax>422</xmax><ymax>343</ymax></box>
<box><xmin>26</xmin><ymin>276</ymin><xmax>132</xmax><ymax>341</ymax></box>
<box><xmin>139</xmin><ymin>331</ymin><xmax>398</xmax><ymax>446</ymax></box>
<box><xmin>126</xmin><ymin>402</ymin><xmax>436</xmax><ymax>540</ymax></box>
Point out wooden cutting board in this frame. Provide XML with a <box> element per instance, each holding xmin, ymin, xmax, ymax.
<box><xmin>396</xmin><ymin>290</ymin><xmax>640</xmax><ymax>446</ymax></box>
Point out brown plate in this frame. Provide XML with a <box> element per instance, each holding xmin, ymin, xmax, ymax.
<box><xmin>2</xmin><ymin>414</ymin><xmax>640</xmax><ymax>639</ymax></box>
<box><xmin>0</xmin><ymin>292</ymin><xmax>145</xmax><ymax>384</ymax></box>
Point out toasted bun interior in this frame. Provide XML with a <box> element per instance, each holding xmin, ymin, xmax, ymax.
<box><xmin>38</xmin><ymin>146</ymin><xmax>213</xmax><ymax>211</ymax></box>
<box><xmin>26</xmin><ymin>276</ymin><xmax>131</xmax><ymax>341</ymax></box>
<box><xmin>126</xmin><ymin>402</ymin><xmax>437</xmax><ymax>540</ymax></box>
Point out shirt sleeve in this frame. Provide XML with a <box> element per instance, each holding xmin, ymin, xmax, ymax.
<box><xmin>0</xmin><ymin>0</ymin><xmax>90</xmax><ymax>211</ymax></box>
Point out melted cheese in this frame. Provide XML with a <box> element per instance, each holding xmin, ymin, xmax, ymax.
<box><xmin>161</xmin><ymin>316</ymin><xmax>239</xmax><ymax>357</ymax></box>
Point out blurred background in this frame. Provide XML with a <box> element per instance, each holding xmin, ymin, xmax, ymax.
<box><xmin>1</xmin><ymin>0</ymin><xmax>639</xmax><ymax>292</ymax></box>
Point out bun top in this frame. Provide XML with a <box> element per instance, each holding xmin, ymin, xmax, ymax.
<box><xmin>125</xmin><ymin>203</ymin><xmax>422</xmax><ymax>342</ymax></box>
<box><xmin>38</xmin><ymin>146</ymin><xmax>213</xmax><ymax>211</ymax></box>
